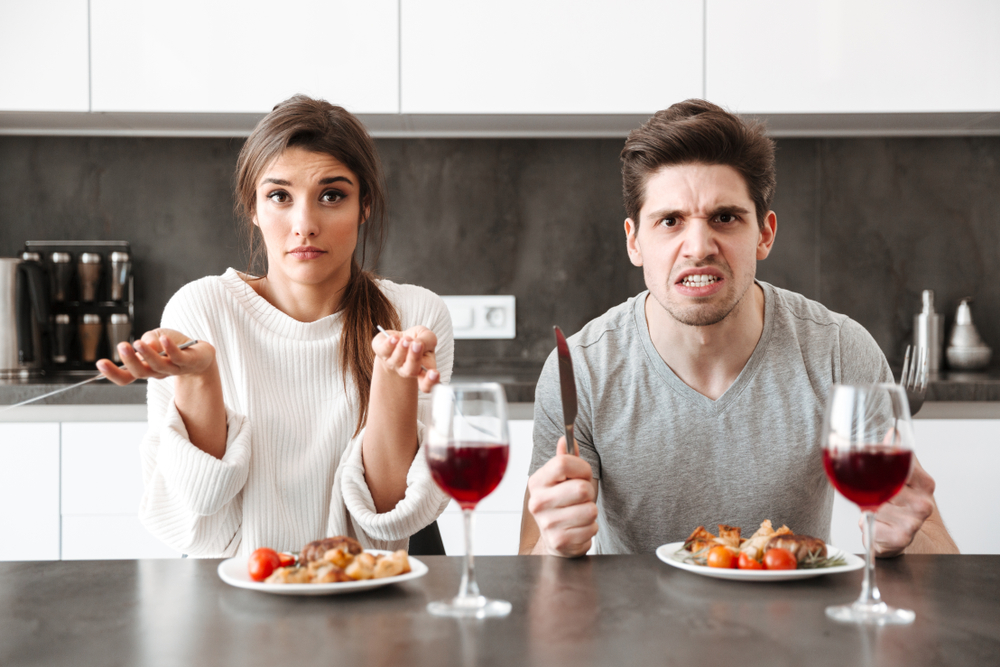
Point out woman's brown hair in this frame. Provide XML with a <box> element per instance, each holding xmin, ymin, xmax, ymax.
<box><xmin>235</xmin><ymin>94</ymin><xmax>401</xmax><ymax>436</ymax></box>
<box><xmin>621</xmin><ymin>99</ymin><xmax>776</xmax><ymax>231</ymax></box>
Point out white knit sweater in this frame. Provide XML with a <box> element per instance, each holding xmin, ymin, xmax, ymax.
<box><xmin>138</xmin><ymin>269</ymin><xmax>454</xmax><ymax>557</ymax></box>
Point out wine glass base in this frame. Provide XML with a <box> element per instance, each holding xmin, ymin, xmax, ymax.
<box><xmin>825</xmin><ymin>601</ymin><xmax>915</xmax><ymax>625</ymax></box>
<box><xmin>427</xmin><ymin>595</ymin><xmax>512</xmax><ymax>619</ymax></box>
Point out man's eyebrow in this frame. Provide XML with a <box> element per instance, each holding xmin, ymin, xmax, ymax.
<box><xmin>644</xmin><ymin>208</ymin><xmax>685</xmax><ymax>221</ymax></box>
<box><xmin>710</xmin><ymin>204</ymin><xmax>752</xmax><ymax>216</ymax></box>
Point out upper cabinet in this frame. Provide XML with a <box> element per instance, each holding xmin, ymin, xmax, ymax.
<box><xmin>0</xmin><ymin>0</ymin><xmax>89</xmax><ymax>112</ymax></box>
<box><xmin>90</xmin><ymin>0</ymin><xmax>399</xmax><ymax>114</ymax></box>
<box><xmin>706</xmin><ymin>0</ymin><xmax>1000</xmax><ymax>114</ymax></box>
<box><xmin>400</xmin><ymin>0</ymin><xmax>704</xmax><ymax>114</ymax></box>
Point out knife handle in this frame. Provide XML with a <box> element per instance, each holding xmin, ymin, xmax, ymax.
<box><xmin>564</xmin><ymin>424</ymin><xmax>577</xmax><ymax>456</ymax></box>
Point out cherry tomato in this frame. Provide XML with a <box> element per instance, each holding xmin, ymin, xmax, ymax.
<box><xmin>248</xmin><ymin>548</ymin><xmax>282</xmax><ymax>581</ymax></box>
<box><xmin>706</xmin><ymin>545</ymin><xmax>737</xmax><ymax>569</ymax></box>
<box><xmin>763</xmin><ymin>547</ymin><xmax>798</xmax><ymax>570</ymax></box>
<box><xmin>278</xmin><ymin>552</ymin><xmax>296</xmax><ymax>568</ymax></box>
<box><xmin>738</xmin><ymin>552</ymin><xmax>764</xmax><ymax>570</ymax></box>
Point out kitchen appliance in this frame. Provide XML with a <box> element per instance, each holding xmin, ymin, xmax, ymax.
<box><xmin>913</xmin><ymin>289</ymin><xmax>944</xmax><ymax>373</ymax></box>
<box><xmin>946</xmin><ymin>298</ymin><xmax>992</xmax><ymax>370</ymax></box>
<box><xmin>0</xmin><ymin>255</ymin><xmax>51</xmax><ymax>378</ymax></box>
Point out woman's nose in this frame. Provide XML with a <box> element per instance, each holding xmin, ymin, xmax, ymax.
<box><xmin>291</xmin><ymin>203</ymin><xmax>320</xmax><ymax>237</ymax></box>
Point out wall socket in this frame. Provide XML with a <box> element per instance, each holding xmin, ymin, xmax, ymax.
<box><xmin>440</xmin><ymin>295</ymin><xmax>516</xmax><ymax>339</ymax></box>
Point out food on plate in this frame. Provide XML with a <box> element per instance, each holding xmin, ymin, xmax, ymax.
<box><xmin>678</xmin><ymin>521</ymin><xmax>845</xmax><ymax>570</ymax></box>
<box><xmin>248</xmin><ymin>548</ymin><xmax>282</xmax><ymax>582</ymax></box>
<box><xmin>247</xmin><ymin>536</ymin><xmax>412</xmax><ymax>585</ymax></box>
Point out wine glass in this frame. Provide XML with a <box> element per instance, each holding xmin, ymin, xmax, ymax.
<box><xmin>822</xmin><ymin>383</ymin><xmax>916</xmax><ymax>625</ymax></box>
<box><xmin>425</xmin><ymin>382</ymin><xmax>512</xmax><ymax>618</ymax></box>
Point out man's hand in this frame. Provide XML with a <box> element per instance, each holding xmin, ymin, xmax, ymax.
<box><xmin>523</xmin><ymin>436</ymin><xmax>599</xmax><ymax>557</ymax></box>
<box><xmin>872</xmin><ymin>455</ymin><xmax>958</xmax><ymax>556</ymax></box>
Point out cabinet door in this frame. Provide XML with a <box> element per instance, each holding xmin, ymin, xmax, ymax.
<box><xmin>0</xmin><ymin>0</ymin><xmax>89</xmax><ymax>111</ymax></box>
<box><xmin>0</xmin><ymin>424</ymin><xmax>60</xmax><ymax>560</ymax></box>
<box><xmin>61</xmin><ymin>422</ymin><xmax>180</xmax><ymax>559</ymax></box>
<box><xmin>830</xmin><ymin>419</ymin><xmax>1000</xmax><ymax>555</ymax></box>
<box><xmin>707</xmin><ymin>0</ymin><xmax>1000</xmax><ymax>113</ymax></box>
<box><xmin>91</xmin><ymin>0</ymin><xmax>399</xmax><ymax>113</ymax></box>
<box><xmin>401</xmin><ymin>0</ymin><xmax>704</xmax><ymax>114</ymax></box>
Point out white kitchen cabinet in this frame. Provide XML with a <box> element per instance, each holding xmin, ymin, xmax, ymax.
<box><xmin>90</xmin><ymin>0</ymin><xmax>399</xmax><ymax>114</ymax></box>
<box><xmin>61</xmin><ymin>422</ymin><xmax>180</xmax><ymax>560</ymax></box>
<box><xmin>707</xmin><ymin>0</ymin><xmax>1000</xmax><ymax>114</ymax></box>
<box><xmin>400</xmin><ymin>0</ymin><xmax>704</xmax><ymax>114</ymax></box>
<box><xmin>439</xmin><ymin>419</ymin><xmax>533</xmax><ymax>555</ymax></box>
<box><xmin>0</xmin><ymin>423</ymin><xmax>60</xmax><ymax>561</ymax></box>
<box><xmin>830</xmin><ymin>419</ymin><xmax>1000</xmax><ymax>555</ymax></box>
<box><xmin>0</xmin><ymin>0</ymin><xmax>89</xmax><ymax>112</ymax></box>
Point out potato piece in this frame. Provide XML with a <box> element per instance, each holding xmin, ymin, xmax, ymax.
<box><xmin>345</xmin><ymin>552</ymin><xmax>377</xmax><ymax>580</ymax></box>
<box><xmin>324</xmin><ymin>546</ymin><xmax>354</xmax><ymax>569</ymax></box>
<box><xmin>312</xmin><ymin>564</ymin><xmax>353</xmax><ymax>583</ymax></box>
<box><xmin>373</xmin><ymin>551</ymin><xmax>411</xmax><ymax>579</ymax></box>
<box><xmin>266</xmin><ymin>566</ymin><xmax>312</xmax><ymax>584</ymax></box>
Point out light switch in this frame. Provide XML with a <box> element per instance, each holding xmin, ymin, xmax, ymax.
<box><xmin>441</xmin><ymin>296</ymin><xmax>516</xmax><ymax>339</ymax></box>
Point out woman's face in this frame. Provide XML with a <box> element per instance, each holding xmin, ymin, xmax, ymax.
<box><xmin>253</xmin><ymin>146</ymin><xmax>363</xmax><ymax>294</ymax></box>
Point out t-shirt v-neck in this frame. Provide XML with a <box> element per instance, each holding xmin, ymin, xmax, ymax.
<box><xmin>632</xmin><ymin>281</ymin><xmax>776</xmax><ymax>416</ymax></box>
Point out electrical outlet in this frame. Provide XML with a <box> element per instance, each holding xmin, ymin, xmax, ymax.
<box><xmin>440</xmin><ymin>295</ymin><xmax>516</xmax><ymax>339</ymax></box>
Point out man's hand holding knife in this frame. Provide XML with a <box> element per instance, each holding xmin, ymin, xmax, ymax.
<box><xmin>519</xmin><ymin>327</ymin><xmax>600</xmax><ymax>557</ymax></box>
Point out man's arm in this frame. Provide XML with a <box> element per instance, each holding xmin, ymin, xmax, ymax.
<box><xmin>873</xmin><ymin>455</ymin><xmax>960</xmax><ymax>556</ymax></box>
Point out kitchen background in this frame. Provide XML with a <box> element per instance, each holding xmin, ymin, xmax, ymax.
<box><xmin>1</xmin><ymin>134</ymin><xmax>998</xmax><ymax>375</ymax></box>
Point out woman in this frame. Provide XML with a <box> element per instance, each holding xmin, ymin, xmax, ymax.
<box><xmin>97</xmin><ymin>95</ymin><xmax>454</xmax><ymax>557</ymax></box>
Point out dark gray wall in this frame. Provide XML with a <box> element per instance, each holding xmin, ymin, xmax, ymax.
<box><xmin>2</xmin><ymin>135</ymin><xmax>998</xmax><ymax>372</ymax></box>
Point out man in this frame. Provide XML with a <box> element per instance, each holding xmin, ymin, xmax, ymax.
<box><xmin>519</xmin><ymin>100</ymin><xmax>957</xmax><ymax>558</ymax></box>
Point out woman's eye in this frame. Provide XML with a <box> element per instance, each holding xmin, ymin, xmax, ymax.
<box><xmin>267</xmin><ymin>190</ymin><xmax>289</xmax><ymax>203</ymax></box>
<box><xmin>321</xmin><ymin>190</ymin><xmax>345</xmax><ymax>203</ymax></box>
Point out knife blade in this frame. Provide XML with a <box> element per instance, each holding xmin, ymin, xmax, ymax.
<box><xmin>553</xmin><ymin>326</ymin><xmax>578</xmax><ymax>456</ymax></box>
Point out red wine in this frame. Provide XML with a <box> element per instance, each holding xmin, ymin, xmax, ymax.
<box><xmin>427</xmin><ymin>441</ymin><xmax>509</xmax><ymax>510</ymax></box>
<box><xmin>823</xmin><ymin>448</ymin><xmax>913</xmax><ymax>510</ymax></box>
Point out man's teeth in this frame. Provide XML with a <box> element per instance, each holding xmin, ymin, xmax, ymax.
<box><xmin>681</xmin><ymin>275</ymin><xmax>720</xmax><ymax>287</ymax></box>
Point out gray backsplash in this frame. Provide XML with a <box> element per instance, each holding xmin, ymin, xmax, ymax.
<box><xmin>2</xmin><ymin>135</ymin><xmax>998</xmax><ymax>374</ymax></box>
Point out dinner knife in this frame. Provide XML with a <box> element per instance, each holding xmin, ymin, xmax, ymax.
<box><xmin>0</xmin><ymin>339</ymin><xmax>199</xmax><ymax>413</ymax></box>
<box><xmin>553</xmin><ymin>326</ymin><xmax>578</xmax><ymax>456</ymax></box>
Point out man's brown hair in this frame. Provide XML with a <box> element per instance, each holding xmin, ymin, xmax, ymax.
<box><xmin>235</xmin><ymin>94</ymin><xmax>401</xmax><ymax>436</ymax></box>
<box><xmin>621</xmin><ymin>99</ymin><xmax>776</xmax><ymax>230</ymax></box>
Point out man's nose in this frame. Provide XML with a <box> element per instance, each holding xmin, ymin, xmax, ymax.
<box><xmin>681</xmin><ymin>219</ymin><xmax>718</xmax><ymax>259</ymax></box>
<box><xmin>291</xmin><ymin>202</ymin><xmax>320</xmax><ymax>238</ymax></box>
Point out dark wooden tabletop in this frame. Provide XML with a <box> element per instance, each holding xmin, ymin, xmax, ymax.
<box><xmin>1</xmin><ymin>555</ymin><xmax>997</xmax><ymax>667</ymax></box>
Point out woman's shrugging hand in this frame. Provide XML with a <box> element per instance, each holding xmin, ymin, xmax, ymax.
<box><xmin>373</xmin><ymin>325</ymin><xmax>440</xmax><ymax>393</ymax></box>
<box><xmin>96</xmin><ymin>328</ymin><xmax>216</xmax><ymax>385</ymax></box>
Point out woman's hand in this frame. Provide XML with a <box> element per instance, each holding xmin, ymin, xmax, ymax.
<box><xmin>372</xmin><ymin>325</ymin><xmax>440</xmax><ymax>393</ymax></box>
<box><xmin>96</xmin><ymin>328</ymin><xmax>216</xmax><ymax>385</ymax></box>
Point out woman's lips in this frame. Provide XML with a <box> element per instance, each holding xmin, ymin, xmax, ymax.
<box><xmin>288</xmin><ymin>248</ymin><xmax>326</xmax><ymax>260</ymax></box>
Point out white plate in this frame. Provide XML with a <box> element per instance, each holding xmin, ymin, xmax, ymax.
<box><xmin>655</xmin><ymin>542</ymin><xmax>864</xmax><ymax>582</ymax></box>
<box><xmin>217</xmin><ymin>551</ymin><xmax>428</xmax><ymax>595</ymax></box>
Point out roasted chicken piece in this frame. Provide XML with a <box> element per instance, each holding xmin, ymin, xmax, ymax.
<box><xmin>765</xmin><ymin>534</ymin><xmax>827</xmax><ymax>563</ymax></box>
<box><xmin>683</xmin><ymin>526</ymin><xmax>717</xmax><ymax>553</ymax></box>
<box><xmin>716</xmin><ymin>524</ymin><xmax>742</xmax><ymax>549</ymax></box>
<box><xmin>312</xmin><ymin>563</ymin><xmax>353</xmax><ymax>583</ymax></box>
<box><xmin>265</xmin><ymin>566</ymin><xmax>312</xmax><ymax>584</ymax></box>
<box><xmin>300</xmin><ymin>536</ymin><xmax>363</xmax><ymax>564</ymax></box>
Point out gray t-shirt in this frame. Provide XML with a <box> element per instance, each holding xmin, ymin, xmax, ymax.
<box><xmin>530</xmin><ymin>281</ymin><xmax>892</xmax><ymax>554</ymax></box>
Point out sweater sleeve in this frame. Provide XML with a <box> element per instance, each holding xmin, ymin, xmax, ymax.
<box><xmin>332</xmin><ymin>284</ymin><xmax>454</xmax><ymax>547</ymax></box>
<box><xmin>136</xmin><ymin>282</ymin><xmax>253</xmax><ymax>557</ymax></box>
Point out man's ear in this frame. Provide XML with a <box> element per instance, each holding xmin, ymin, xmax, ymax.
<box><xmin>757</xmin><ymin>211</ymin><xmax>777</xmax><ymax>260</ymax></box>
<box><xmin>625</xmin><ymin>218</ymin><xmax>643</xmax><ymax>267</ymax></box>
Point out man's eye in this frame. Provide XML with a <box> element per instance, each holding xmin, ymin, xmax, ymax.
<box><xmin>267</xmin><ymin>190</ymin><xmax>289</xmax><ymax>203</ymax></box>
<box><xmin>659</xmin><ymin>217</ymin><xmax>677</xmax><ymax>228</ymax></box>
<box><xmin>718</xmin><ymin>213</ymin><xmax>737</xmax><ymax>223</ymax></box>
<box><xmin>321</xmin><ymin>190</ymin><xmax>345</xmax><ymax>203</ymax></box>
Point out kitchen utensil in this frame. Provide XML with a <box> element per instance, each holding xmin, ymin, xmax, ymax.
<box><xmin>50</xmin><ymin>252</ymin><xmax>74</xmax><ymax>302</ymax></box>
<box><xmin>79</xmin><ymin>313</ymin><xmax>103</xmax><ymax>362</ymax></box>
<box><xmin>822</xmin><ymin>383</ymin><xmax>916</xmax><ymax>625</ymax></box>
<box><xmin>107</xmin><ymin>313</ymin><xmax>132</xmax><ymax>363</ymax></box>
<box><xmin>0</xmin><ymin>339</ymin><xmax>199</xmax><ymax>413</ymax></box>
<box><xmin>109</xmin><ymin>251</ymin><xmax>131</xmax><ymax>302</ymax></box>
<box><xmin>946</xmin><ymin>298</ymin><xmax>992</xmax><ymax>370</ymax></box>
<box><xmin>553</xmin><ymin>326</ymin><xmax>578</xmax><ymax>455</ymax></box>
<box><xmin>52</xmin><ymin>314</ymin><xmax>72</xmax><ymax>364</ymax></box>
<box><xmin>913</xmin><ymin>290</ymin><xmax>943</xmax><ymax>372</ymax></box>
<box><xmin>78</xmin><ymin>252</ymin><xmax>103</xmax><ymax>302</ymax></box>
<box><xmin>900</xmin><ymin>345</ymin><xmax>928</xmax><ymax>416</ymax></box>
<box><xmin>425</xmin><ymin>382</ymin><xmax>511</xmax><ymax>619</ymax></box>
<box><xmin>1</xmin><ymin>256</ymin><xmax>50</xmax><ymax>379</ymax></box>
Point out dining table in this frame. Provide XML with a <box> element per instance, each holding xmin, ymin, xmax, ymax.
<box><xmin>2</xmin><ymin>554</ymin><xmax>997</xmax><ymax>667</ymax></box>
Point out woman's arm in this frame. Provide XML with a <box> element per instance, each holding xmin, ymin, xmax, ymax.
<box><xmin>362</xmin><ymin>326</ymin><xmax>440</xmax><ymax>513</ymax></box>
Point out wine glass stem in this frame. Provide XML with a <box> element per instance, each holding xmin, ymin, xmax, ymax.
<box><xmin>858</xmin><ymin>510</ymin><xmax>883</xmax><ymax>607</ymax></box>
<box><xmin>458</xmin><ymin>509</ymin><xmax>481</xmax><ymax>600</ymax></box>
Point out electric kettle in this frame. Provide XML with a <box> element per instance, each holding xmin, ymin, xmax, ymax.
<box><xmin>0</xmin><ymin>255</ymin><xmax>51</xmax><ymax>378</ymax></box>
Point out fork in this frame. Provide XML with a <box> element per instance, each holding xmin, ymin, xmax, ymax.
<box><xmin>900</xmin><ymin>345</ymin><xmax>929</xmax><ymax>416</ymax></box>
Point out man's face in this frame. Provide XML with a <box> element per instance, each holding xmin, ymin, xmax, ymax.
<box><xmin>625</xmin><ymin>163</ymin><xmax>776</xmax><ymax>327</ymax></box>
